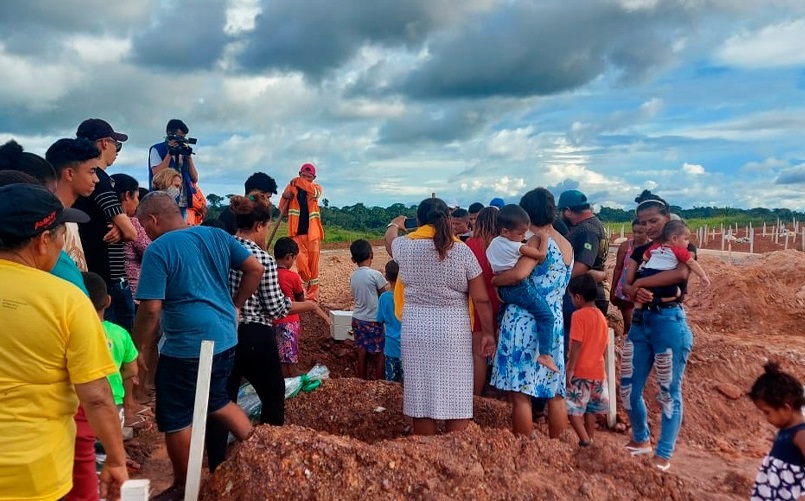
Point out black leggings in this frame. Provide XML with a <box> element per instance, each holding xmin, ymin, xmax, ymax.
<box><xmin>205</xmin><ymin>322</ymin><xmax>285</xmax><ymax>471</ymax></box>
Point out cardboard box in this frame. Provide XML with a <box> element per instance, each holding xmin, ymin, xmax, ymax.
<box><xmin>329</xmin><ymin>310</ymin><xmax>354</xmax><ymax>341</ymax></box>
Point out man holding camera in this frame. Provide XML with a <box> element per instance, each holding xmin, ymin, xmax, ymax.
<box><xmin>149</xmin><ymin>119</ymin><xmax>199</xmax><ymax>220</ymax></box>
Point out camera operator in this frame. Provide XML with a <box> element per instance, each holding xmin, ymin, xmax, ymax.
<box><xmin>148</xmin><ymin>119</ymin><xmax>199</xmax><ymax>220</ymax></box>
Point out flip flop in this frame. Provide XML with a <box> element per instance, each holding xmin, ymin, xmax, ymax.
<box><xmin>653</xmin><ymin>459</ymin><xmax>671</xmax><ymax>472</ymax></box>
<box><xmin>123</xmin><ymin>414</ymin><xmax>152</xmax><ymax>430</ymax></box>
<box><xmin>625</xmin><ymin>444</ymin><xmax>653</xmax><ymax>456</ymax></box>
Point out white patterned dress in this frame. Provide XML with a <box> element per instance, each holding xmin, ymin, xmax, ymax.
<box><xmin>751</xmin><ymin>422</ymin><xmax>805</xmax><ymax>500</ymax></box>
<box><xmin>392</xmin><ymin>237</ymin><xmax>482</xmax><ymax>419</ymax></box>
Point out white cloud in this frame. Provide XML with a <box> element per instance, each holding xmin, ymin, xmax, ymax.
<box><xmin>716</xmin><ymin>19</ymin><xmax>805</xmax><ymax>68</ymax></box>
<box><xmin>64</xmin><ymin>35</ymin><xmax>131</xmax><ymax>63</ymax></box>
<box><xmin>0</xmin><ymin>44</ymin><xmax>83</xmax><ymax>110</ymax></box>
<box><xmin>682</xmin><ymin>162</ymin><xmax>705</xmax><ymax>175</ymax></box>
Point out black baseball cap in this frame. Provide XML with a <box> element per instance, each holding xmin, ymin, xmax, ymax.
<box><xmin>76</xmin><ymin>118</ymin><xmax>129</xmax><ymax>142</ymax></box>
<box><xmin>0</xmin><ymin>184</ymin><xmax>89</xmax><ymax>243</ymax></box>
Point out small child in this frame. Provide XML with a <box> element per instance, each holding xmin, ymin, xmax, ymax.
<box><xmin>376</xmin><ymin>260</ymin><xmax>403</xmax><ymax>383</ymax></box>
<box><xmin>486</xmin><ymin>204</ymin><xmax>558</xmax><ymax>373</ymax></box>
<box><xmin>565</xmin><ymin>274</ymin><xmax>610</xmax><ymax>447</ymax></box>
<box><xmin>82</xmin><ymin>272</ymin><xmax>139</xmax><ymax>428</ymax></box>
<box><xmin>635</xmin><ymin>220</ymin><xmax>711</xmax><ymax>307</ymax></box>
<box><xmin>273</xmin><ymin>237</ymin><xmax>331</xmax><ymax>378</ymax></box>
<box><xmin>749</xmin><ymin>362</ymin><xmax>805</xmax><ymax>500</ymax></box>
<box><xmin>349</xmin><ymin>239</ymin><xmax>388</xmax><ymax>380</ymax></box>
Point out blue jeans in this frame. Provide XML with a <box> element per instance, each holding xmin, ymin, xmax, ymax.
<box><xmin>499</xmin><ymin>280</ymin><xmax>553</xmax><ymax>356</ymax></box>
<box><xmin>620</xmin><ymin>304</ymin><xmax>693</xmax><ymax>460</ymax></box>
<box><xmin>105</xmin><ymin>278</ymin><xmax>135</xmax><ymax>333</ymax></box>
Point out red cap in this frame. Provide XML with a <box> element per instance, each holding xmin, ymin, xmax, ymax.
<box><xmin>300</xmin><ymin>163</ymin><xmax>316</xmax><ymax>176</ymax></box>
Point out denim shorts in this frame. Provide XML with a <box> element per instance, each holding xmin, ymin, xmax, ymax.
<box><xmin>155</xmin><ymin>347</ymin><xmax>236</xmax><ymax>433</ymax></box>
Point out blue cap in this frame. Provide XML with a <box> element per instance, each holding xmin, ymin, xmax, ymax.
<box><xmin>489</xmin><ymin>197</ymin><xmax>505</xmax><ymax>209</ymax></box>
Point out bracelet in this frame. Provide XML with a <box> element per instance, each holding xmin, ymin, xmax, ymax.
<box><xmin>386</xmin><ymin>223</ymin><xmax>399</xmax><ymax>229</ymax></box>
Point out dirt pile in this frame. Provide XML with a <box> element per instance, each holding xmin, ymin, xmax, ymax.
<box><xmin>283</xmin><ymin>378</ymin><xmax>510</xmax><ymax>441</ymax></box>
<box><xmin>685</xmin><ymin>250</ymin><xmax>805</xmax><ymax>336</ymax></box>
<box><xmin>202</xmin><ymin>380</ymin><xmax>691</xmax><ymax>501</ymax></box>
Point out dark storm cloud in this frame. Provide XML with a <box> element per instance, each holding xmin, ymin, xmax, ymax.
<box><xmin>400</xmin><ymin>2</ymin><xmax>687</xmax><ymax>99</ymax></box>
<box><xmin>237</xmin><ymin>0</ymin><xmax>478</xmax><ymax>79</ymax></box>
<box><xmin>130</xmin><ymin>0</ymin><xmax>231</xmax><ymax>71</ymax></box>
<box><xmin>377</xmin><ymin>106</ymin><xmax>487</xmax><ymax>144</ymax></box>
<box><xmin>0</xmin><ymin>1</ymin><xmax>153</xmax><ymax>56</ymax></box>
<box><xmin>775</xmin><ymin>165</ymin><xmax>805</xmax><ymax>184</ymax></box>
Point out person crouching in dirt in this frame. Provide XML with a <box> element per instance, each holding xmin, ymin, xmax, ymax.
<box><xmin>620</xmin><ymin>190</ymin><xmax>696</xmax><ymax>472</ymax></box>
<box><xmin>205</xmin><ymin>194</ymin><xmax>331</xmax><ymax>473</ymax></box>
<box><xmin>384</xmin><ymin>197</ymin><xmax>495</xmax><ymax>435</ymax></box>
<box><xmin>280</xmin><ymin>163</ymin><xmax>324</xmax><ymax>301</ymax></box>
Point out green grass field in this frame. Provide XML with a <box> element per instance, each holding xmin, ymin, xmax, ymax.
<box><xmin>267</xmin><ymin>221</ymin><xmax>383</xmax><ymax>245</ymax></box>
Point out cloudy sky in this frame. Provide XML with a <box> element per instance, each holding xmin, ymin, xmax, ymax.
<box><xmin>2</xmin><ymin>0</ymin><xmax>805</xmax><ymax>210</ymax></box>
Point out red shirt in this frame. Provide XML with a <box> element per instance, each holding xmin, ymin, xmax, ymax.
<box><xmin>569</xmin><ymin>306</ymin><xmax>608</xmax><ymax>380</ymax></box>
<box><xmin>274</xmin><ymin>267</ymin><xmax>304</xmax><ymax>324</ymax></box>
<box><xmin>465</xmin><ymin>236</ymin><xmax>501</xmax><ymax>332</ymax></box>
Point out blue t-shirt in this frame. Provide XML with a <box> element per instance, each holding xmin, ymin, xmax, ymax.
<box><xmin>376</xmin><ymin>291</ymin><xmax>401</xmax><ymax>358</ymax></box>
<box><xmin>136</xmin><ymin>226</ymin><xmax>251</xmax><ymax>358</ymax></box>
<box><xmin>50</xmin><ymin>250</ymin><xmax>90</xmax><ymax>296</ymax></box>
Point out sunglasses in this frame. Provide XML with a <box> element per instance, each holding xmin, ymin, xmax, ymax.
<box><xmin>106</xmin><ymin>137</ymin><xmax>122</xmax><ymax>152</ymax></box>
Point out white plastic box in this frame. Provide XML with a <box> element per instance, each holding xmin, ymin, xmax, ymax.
<box><xmin>329</xmin><ymin>310</ymin><xmax>354</xmax><ymax>341</ymax></box>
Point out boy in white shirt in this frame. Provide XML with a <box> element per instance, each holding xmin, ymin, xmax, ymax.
<box><xmin>487</xmin><ymin>204</ymin><xmax>558</xmax><ymax>373</ymax></box>
<box><xmin>349</xmin><ymin>239</ymin><xmax>388</xmax><ymax>379</ymax></box>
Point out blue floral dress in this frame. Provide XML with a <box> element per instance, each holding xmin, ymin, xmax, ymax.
<box><xmin>491</xmin><ymin>238</ymin><xmax>572</xmax><ymax>398</ymax></box>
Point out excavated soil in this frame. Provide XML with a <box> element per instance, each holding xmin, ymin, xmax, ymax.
<box><xmin>135</xmin><ymin>246</ymin><xmax>805</xmax><ymax>499</ymax></box>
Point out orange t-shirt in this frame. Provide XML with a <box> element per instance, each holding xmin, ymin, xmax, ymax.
<box><xmin>569</xmin><ymin>306</ymin><xmax>608</xmax><ymax>380</ymax></box>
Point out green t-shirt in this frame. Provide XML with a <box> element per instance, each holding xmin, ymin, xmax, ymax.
<box><xmin>102</xmin><ymin>321</ymin><xmax>138</xmax><ymax>405</ymax></box>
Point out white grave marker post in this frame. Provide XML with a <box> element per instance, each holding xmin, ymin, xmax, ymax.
<box><xmin>763</xmin><ymin>222</ymin><xmax>767</xmax><ymax>237</ymax></box>
<box><xmin>750</xmin><ymin>227</ymin><xmax>754</xmax><ymax>254</ymax></box>
<box><xmin>721</xmin><ymin>232</ymin><xmax>726</xmax><ymax>251</ymax></box>
<box><xmin>785</xmin><ymin>231</ymin><xmax>790</xmax><ymax>250</ymax></box>
<box><xmin>605</xmin><ymin>328</ymin><xmax>616</xmax><ymax>429</ymax></box>
<box><xmin>620</xmin><ymin>224</ymin><xmax>625</xmax><ymax>238</ymax></box>
<box><xmin>185</xmin><ymin>340</ymin><xmax>215</xmax><ymax>501</ymax></box>
<box><xmin>802</xmin><ymin>232</ymin><xmax>804</xmax><ymax>252</ymax></box>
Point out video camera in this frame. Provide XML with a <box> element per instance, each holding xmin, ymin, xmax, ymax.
<box><xmin>166</xmin><ymin>133</ymin><xmax>197</xmax><ymax>157</ymax></box>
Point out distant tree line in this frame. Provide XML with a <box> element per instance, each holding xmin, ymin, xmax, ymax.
<box><xmin>205</xmin><ymin>193</ymin><xmax>805</xmax><ymax>231</ymax></box>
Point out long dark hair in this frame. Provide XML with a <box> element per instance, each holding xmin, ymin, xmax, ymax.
<box><xmin>634</xmin><ymin>190</ymin><xmax>669</xmax><ymax>216</ymax></box>
<box><xmin>416</xmin><ymin>197</ymin><xmax>453</xmax><ymax>260</ymax></box>
<box><xmin>519</xmin><ymin>187</ymin><xmax>555</xmax><ymax>227</ymax></box>
<box><xmin>473</xmin><ymin>206</ymin><xmax>499</xmax><ymax>249</ymax></box>
<box><xmin>230</xmin><ymin>192</ymin><xmax>272</xmax><ymax>230</ymax></box>
<box><xmin>110</xmin><ymin>173</ymin><xmax>139</xmax><ymax>202</ymax></box>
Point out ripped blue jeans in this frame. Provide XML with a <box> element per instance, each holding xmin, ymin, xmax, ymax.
<box><xmin>619</xmin><ymin>304</ymin><xmax>693</xmax><ymax>460</ymax></box>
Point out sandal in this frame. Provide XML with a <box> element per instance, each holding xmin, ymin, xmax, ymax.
<box><xmin>123</xmin><ymin>414</ymin><xmax>152</xmax><ymax>430</ymax></box>
<box><xmin>578</xmin><ymin>439</ymin><xmax>593</xmax><ymax>447</ymax></box>
<box><xmin>652</xmin><ymin>457</ymin><xmax>671</xmax><ymax>472</ymax></box>
<box><xmin>624</xmin><ymin>443</ymin><xmax>653</xmax><ymax>456</ymax></box>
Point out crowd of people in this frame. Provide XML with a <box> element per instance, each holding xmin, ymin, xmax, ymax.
<box><xmin>0</xmin><ymin>118</ymin><xmax>329</xmax><ymax>501</ymax></box>
<box><xmin>0</xmin><ymin>118</ymin><xmax>802</xmax><ymax>500</ymax></box>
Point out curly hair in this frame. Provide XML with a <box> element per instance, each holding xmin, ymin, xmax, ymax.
<box><xmin>749</xmin><ymin>361</ymin><xmax>805</xmax><ymax>409</ymax></box>
<box><xmin>230</xmin><ymin>192</ymin><xmax>273</xmax><ymax>230</ymax></box>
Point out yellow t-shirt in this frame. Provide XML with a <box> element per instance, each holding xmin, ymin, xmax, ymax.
<box><xmin>0</xmin><ymin>260</ymin><xmax>117</xmax><ymax>501</ymax></box>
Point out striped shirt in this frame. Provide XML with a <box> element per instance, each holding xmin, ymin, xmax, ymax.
<box><xmin>229</xmin><ymin>237</ymin><xmax>291</xmax><ymax>326</ymax></box>
<box><xmin>73</xmin><ymin>169</ymin><xmax>126</xmax><ymax>283</ymax></box>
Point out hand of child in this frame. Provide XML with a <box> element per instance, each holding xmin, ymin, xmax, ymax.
<box><xmin>701</xmin><ymin>275</ymin><xmax>712</xmax><ymax>287</ymax></box>
<box><xmin>317</xmin><ymin>307</ymin><xmax>332</xmax><ymax>325</ymax></box>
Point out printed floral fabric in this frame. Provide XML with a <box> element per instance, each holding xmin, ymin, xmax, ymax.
<box><xmin>491</xmin><ymin>238</ymin><xmax>572</xmax><ymax>398</ymax></box>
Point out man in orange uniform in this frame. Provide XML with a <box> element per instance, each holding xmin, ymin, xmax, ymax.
<box><xmin>280</xmin><ymin>163</ymin><xmax>324</xmax><ymax>301</ymax></box>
